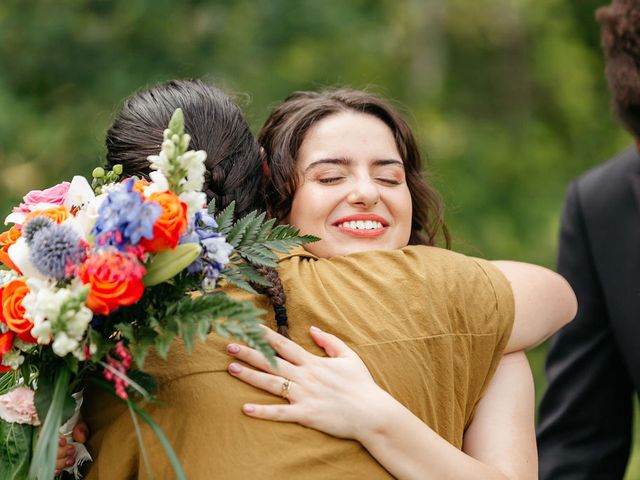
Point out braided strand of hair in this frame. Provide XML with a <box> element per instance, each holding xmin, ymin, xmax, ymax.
<box><xmin>252</xmin><ymin>266</ymin><xmax>290</xmax><ymax>339</ymax></box>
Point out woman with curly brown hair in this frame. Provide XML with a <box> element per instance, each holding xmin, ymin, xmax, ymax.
<box><xmin>537</xmin><ymin>1</ymin><xmax>640</xmax><ymax>478</ymax></box>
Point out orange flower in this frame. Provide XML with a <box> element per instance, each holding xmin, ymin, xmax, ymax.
<box><xmin>24</xmin><ymin>206</ymin><xmax>70</xmax><ymax>225</ymax></box>
<box><xmin>80</xmin><ymin>251</ymin><xmax>145</xmax><ymax>315</ymax></box>
<box><xmin>0</xmin><ymin>279</ymin><xmax>36</xmax><ymax>343</ymax></box>
<box><xmin>0</xmin><ymin>227</ymin><xmax>22</xmax><ymax>273</ymax></box>
<box><xmin>139</xmin><ymin>191</ymin><xmax>188</xmax><ymax>253</ymax></box>
<box><xmin>132</xmin><ymin>180</ymin><xmax>150</xmax><ymax>194</ymax></box>
<box><xmin>0</xmin><ymin>331</ymin><xmax>15</xmax><ymax>372</ymax></box>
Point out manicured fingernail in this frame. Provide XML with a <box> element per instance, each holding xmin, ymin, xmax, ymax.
<box><xmin>67</xmin><ymin>446</ymin><xmax>75</xmax><ymax>455</ymax></box>
<box><xmin>310</xmin><ymin>326</ymin><xmax>322</xmax><ymax>333</ymax></box>
<box><xmin>227</xmin><ymin>344</ymin><xmax>240</xmax><ymax>354</ymax></box>
<box><xmin>66</xmin><ymin>458</ymin><xmax>74</xmax><ymax>466</ymax></box>
<box><xmin>59</xmin><ymin>438</ymin><xmax>65</xmax><ymax>446</ymax></box>
<box><xmin>243</xmin><ymin>404</ymin><xmax>255</xmax><ymax>413</ymax></box>
<box><xmin>228</xmin><ymin>363</ymin><xmax>242</xmax><ymax>374</ymax></box>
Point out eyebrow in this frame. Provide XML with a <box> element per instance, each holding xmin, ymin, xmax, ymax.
<box><xmin>303</xmin><ymin>158</ymin><xmax>403</xmax><ymax>174</ymax></box>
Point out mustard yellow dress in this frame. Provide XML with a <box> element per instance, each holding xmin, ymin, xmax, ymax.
<box><xmin>83</xmin><ymin>246</ymin><xmax>514</xmax><ymax>479</ymax></box>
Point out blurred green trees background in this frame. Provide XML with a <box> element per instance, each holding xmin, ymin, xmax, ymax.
<box><xmin>0</xmin><ymin>0</ymin><xmax>636</xmax><ymax>475</ymax></box>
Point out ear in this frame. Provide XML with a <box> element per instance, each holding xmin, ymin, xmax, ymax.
<box><xmin>260</xmin><ymin>146</ymin><xmax>271</xmax><ymax>179</ymax></box>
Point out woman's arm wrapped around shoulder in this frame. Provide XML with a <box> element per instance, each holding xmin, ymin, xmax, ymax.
<box><xmin>227</xmin><ymin>326</ymin><xmax>537</xmax><ymax>480</ymax></box>
<box><xmin>491</xmin><ymin>261</ymin><xmax>577</xmax><ymax>353</ymax></box>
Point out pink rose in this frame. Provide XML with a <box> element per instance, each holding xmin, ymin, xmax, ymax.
<box><xmin>0</xmin><ymin>387</ymin><xmax>40</xmax><ymax>425</ymax></box>
<box><xmin>13</xmin><ymin>182</ymin><xmax>71</xmax><ymax>213</ymax></box>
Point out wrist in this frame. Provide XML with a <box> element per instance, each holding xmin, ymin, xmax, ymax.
<box><xmin>353</xmin><ymin>388</ymin><xmax>403</xmax><ymax>445</ymax></box>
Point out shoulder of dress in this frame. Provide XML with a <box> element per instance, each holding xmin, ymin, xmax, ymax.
<box><xmin>276</xmin><ymin>245</ymin><xmax>318</xmax><ymax>263</ymax></box>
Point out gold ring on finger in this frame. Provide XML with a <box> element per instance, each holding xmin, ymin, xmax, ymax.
<box><xmin>280</xmin><ymin>379</ymin><xmax>292</xmax><ymax>399</ymax></box>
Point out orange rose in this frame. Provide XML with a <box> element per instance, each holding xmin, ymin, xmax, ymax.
<box><xmin>80</xmin><ymin>251</ymin><xmax>145</xmax><ymax>315</ymax></box>
<box><xmin>132</xmin><ymin>180</ymin><xmax>150</xmax><ymax>194</ymax></box>
<box><xmin>24</xmin><ymin>206</ymin><xmax>70</xmax><ymax>225</ymax></box>
<box><xmin>0</xmin><ymin>279</ymin><xmax>36</xmax><ymax>343</ymax></box>
<box><xmin>0</xmin><ymin>227</ymin><xmax>22</xmax><ymax>273</ymax></box>
<box><xmin>0</xmin><ymin>331</ymin><xmax>15</xmax><ymax>372</ymax></box>
<box><xmin>139</xmin><ymin>191</ymin><xmax>188</xmax><ymax>253</ymax></box>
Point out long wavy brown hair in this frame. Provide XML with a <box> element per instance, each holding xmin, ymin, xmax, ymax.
<box><xmin>258</xmin><ymin>88</ymin><xmax>450</xmax><ymax>248</ymax></box>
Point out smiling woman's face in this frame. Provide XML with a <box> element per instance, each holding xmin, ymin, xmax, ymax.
<box><xmin>288</xmin><ymin>111</ymin><xmax>413</xmax><ymax>258</ymax></box>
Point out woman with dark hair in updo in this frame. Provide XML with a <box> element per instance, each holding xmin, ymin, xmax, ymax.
<box><xmin>83</xmin><ymin>80</ymin><xmax>575</xmax><ymax>479</ymax></box>
<box><xmin>538</xmin><ymin>1</ymin><xmax>640</xmax><ymax>478</ymax></box>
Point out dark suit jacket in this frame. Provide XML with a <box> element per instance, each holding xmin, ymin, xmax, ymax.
<box><xmin>538</xmin><ymin>146</ymin><xmax>640</xmax><ymax>479</ymax></box>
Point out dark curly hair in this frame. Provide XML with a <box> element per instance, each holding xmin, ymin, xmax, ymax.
<box><xmin>259</xmin><ymin>88</ymin><xmax>450</xmax><ymax>248</ymax></box>
<box><xmin>596</xmin><ymin>0</ymin><xmax>640</xmax><ymax>137</ymax></box>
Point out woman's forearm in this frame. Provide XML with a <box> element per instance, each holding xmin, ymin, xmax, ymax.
<box><xmin>355</xmin><ymin>352</ymin><xmax>536</xmax><ymax>480</ymax></box>
<box><xmin>354</xmin><ymin>390</ymin><xmax>510</xmax><ymax>480</ymax></box>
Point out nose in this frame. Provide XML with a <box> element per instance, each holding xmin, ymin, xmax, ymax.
<box><xmin>346</xmin><ymin>177</ymin><xmax>380</xmax><ymax>208</ymax></box>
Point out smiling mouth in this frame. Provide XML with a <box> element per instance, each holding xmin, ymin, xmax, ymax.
<box><xmin>333</xmin><ymin>218</ymin><xmax>387</xmax><ymax>238</ymax></box>
<box><xmin>336</xmin><ymin>220</ymin><xmax>384</xmax><ymax>230</ymax></box>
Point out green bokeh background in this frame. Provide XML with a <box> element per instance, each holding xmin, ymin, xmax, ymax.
<box><xmin>0</xmin><ymin>0</ymin><xmax>637</xmax><ymax>476</ymax></box>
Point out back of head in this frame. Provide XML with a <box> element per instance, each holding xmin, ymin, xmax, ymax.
<box><xmin>106</xmin><ymin>79</ymin><xmax>263</xmax><ymax>217</ymax></box>
<box><xmin>258</xmin><ymin>88</ymin><xmax>449</xmax><ymax>247</ymax></box>
<box><xmin>596</xmin><ymin>0</ymin><xmax>640</xmax><ymax>137</ymax></box>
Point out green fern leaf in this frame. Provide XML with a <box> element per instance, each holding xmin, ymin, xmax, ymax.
<box><xmin>214</xmin><ymin>200</ymin><xmax>236</xmax><ymax>234</ymax></box>
<box><xmin>225</xmin><ymin>211</ymin><xmax>257</xmax><ymax>247</ymax></box>
<box><xmin>239</xmin><ymin>211</ymin><xmax>266</xmax><ymax>246</ymax></box>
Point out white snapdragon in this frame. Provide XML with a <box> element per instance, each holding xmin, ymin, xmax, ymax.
<box><xmin>1</xmin><ymin>348</ymin><xmax>24</xmax><ymax>370</ymax></box>
<box><xmin>179</xmin><ymin>150</ymin><xmax>206</xmax><ymax>192</ymax></box>
<box><xmin>52</xmin><ymin>332</ymin><xmax>78</xmax><ymax>357</ymax></box>
<box><xmin>146</xmin><ymin>109</ymin><xmax>208</xmax><ymax>223</ymax></box>
<box><xmin>22</xmin><ymin>279</ymin><xmax>93</xmax><ymax>356</ymax></box>
<box><xmin>63</xmin><ymin>304</ymin><xmax>93</xmax><ymax>338</ymax></box>
<box><xmin>144</xmin><ymin>171</ymin><xmax>170</xmax><ymax>196</ymax></box>
<box><xmin>22</xmin><ymin>279</ymin><xmax>67</xmax><ymax>343</ymax></box>
<box><xmin>148</xmin><ymin>150</ymin><xmax>171</xmax><ymax>175</ymax></box>
<box><xmin>179</xmin><ymin>191</ymin><xmax>207</xmax><ymax>219</ymax></box>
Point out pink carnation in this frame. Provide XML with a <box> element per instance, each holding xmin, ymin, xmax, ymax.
<box><xmin>13</xmin><ymin>182</ymin><xmax>71</xmax><ymax>213</ymax></box>
<box><xmin>0</xmin><ymin>387</ymin><xmax>40</xmax><ymax>425</ymax></box>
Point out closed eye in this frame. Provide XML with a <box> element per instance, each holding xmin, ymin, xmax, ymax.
<box><xmin>318</xmin><ymin>177</ymin><xmax>344</xmax><ymax>184</ymax></box>
<box><xmin>376</xmin><ymin>178</ymin><xmax>402</xmax><ymax>185</ymax></box>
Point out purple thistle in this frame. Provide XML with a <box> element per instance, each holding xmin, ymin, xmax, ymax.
<box><xmin>29</xmin><ymin>223</ymin><xmax>86</xmax><ymax>280</ymax></box>
<box><xmin>22</xmin><ymin>216</ymin><xmax>55</xmax><ymax>244</ymax></box>
<box><xmin>92</xmin><ymin>179</ymin><xmax>162</xmax><ymax>250</ymax></box>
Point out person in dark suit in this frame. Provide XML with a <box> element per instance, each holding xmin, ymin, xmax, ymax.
<box><xmin>537</xmin><ymin>1</ymin><xmax>640</xmax><ymax>478</ymax></box>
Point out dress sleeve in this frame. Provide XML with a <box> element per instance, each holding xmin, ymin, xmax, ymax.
<box><xmin>458</xmin><ymin>256</ymin><xmax>515</xmax><ymax>429</ymax></box>
<box><xmin>470</xmin><ymin>256</ymin><xmax>515</xmax><ymax>360</ymax></box>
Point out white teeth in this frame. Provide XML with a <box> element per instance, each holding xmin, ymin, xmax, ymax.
<box><xmin>338</xmin><ymin>220</ymin><xmax>383</xmax><ymax>230</ymax></box>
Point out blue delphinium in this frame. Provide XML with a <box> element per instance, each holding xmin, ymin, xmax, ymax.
<box><xmin>92</xmin><ymin>178</ymin><xmax>162</xmax><ymax>249</ymax></box>
<box><xmin>182</xmin><ymin>211</ymin><xmax>232</xmax><ymax>288</ymax></box>
<box><xmin>29</xmin><ymin>222</ymin><xmax>86</xmax><ymax>280</ymax></box>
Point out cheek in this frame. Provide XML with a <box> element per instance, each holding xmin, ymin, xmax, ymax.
<box><xmin>392</xmin><ymin>188</ymin><xmax>413</xmax><ymax>240</ymax></box>
<box><xmin>288</xmin><ymin>186</ymin><xmax>325</xmax><ymax>233</ymax></box>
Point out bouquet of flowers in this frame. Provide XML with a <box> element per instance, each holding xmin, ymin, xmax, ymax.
<box><xmin>0</xmin><ymin>109</ymin><xmax>315</xmax><ymax>479</ymax></box>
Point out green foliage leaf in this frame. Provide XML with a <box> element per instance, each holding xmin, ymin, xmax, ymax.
<box><xmin>225</xmin><ymin>210</ymin><xmax>257</xmax><ymax>247</ymax></box>
<box><xmin>0</xmin><ymin>419</ymin><xmax>32</xmax><ymax>480</ymax></box>
<box><xmin>29</xmin><ymin>367</ymin><xmax>71</xmax><ymax>480</ymax></box>
<box><xmin>213</xmin><ymin>200</ymin><xmax>235</xmax><ymax>234</ymax></box>
<box><xmin>143</xmin><ymin>243</ymin><xmax>202</xmax><ymax>287</ymax></box>
<box><xmin>207</xmin><ymin>197</ymin><xmax>216</xmax><ymax>215</ymax></box>
<box><xmin>123</xmin><ymin>370</ymin><xmax>158</xmax><ymax>398</ymax></box>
